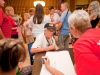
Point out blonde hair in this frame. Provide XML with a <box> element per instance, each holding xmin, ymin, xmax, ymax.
<box><xmin>68</xmin><ymin>10</ymin><xmax>91</xmax><ymax>33</ymax></box>
<box><xmin>89</xmin><ymin>1</ymin><xmax>100</xmax><ymax>17</ymax></box>
<box><xmin>24</xmin><ymin>13</ymin><xmax>30</xmax><ymax>19</ymax></box>
<box><xmin>0</xmin><ymin>39</ymin><xmax>26</xmax><ymax>72</ymax></box>
<box><xmin>5</xmin><ymin>6</ymin><xmax>14</xmax><ymax>16</ymax></box>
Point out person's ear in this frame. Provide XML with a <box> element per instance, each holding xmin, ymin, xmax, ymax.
<box><xmin>73</xmin><ymin>27</ymin><xmax>77</xmax><ymax>33</ymax></box>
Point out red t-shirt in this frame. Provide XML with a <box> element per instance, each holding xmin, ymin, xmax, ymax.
<box><xmin>74</xmin><ymin>28</ymin><xmax>100</xmax><ymax>75</ymax></box>
<box><xmin>7</xmin><ymin>16</ymin><xmax>18</xmax><ymax>35</ymax></box>
<box><xmin>0</xmin><ymin>9</ymin><xmax>12</xmax><ymax>38</ymax></box>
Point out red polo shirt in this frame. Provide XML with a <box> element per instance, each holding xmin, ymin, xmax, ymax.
<box><xmin>74</xmin><ymin>28</ymin><xmax>100</xmax><ymax>75</ymax></box>
<box><xmin>0</xmin><ymin>9</ymin><xmax>12</xmax><ymax>38</ymax></box>
<box><xmin>7</xmin><ymin>16</ymin><xmax>18</xmax><ymax>35</ymax></box>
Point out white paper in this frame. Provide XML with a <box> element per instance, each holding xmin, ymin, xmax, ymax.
<box><xmin>40</xmin><ymin>51</ymin><xmax>76</xmax><ymax>75</ymax></box>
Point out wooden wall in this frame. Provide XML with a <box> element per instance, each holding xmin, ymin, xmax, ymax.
<box><xmin>4</xmin><ymin>0</ymin><xmax>59</xmax><ymax>16</ymax></box>
<box><xmin>4</xmin><ymin>0</ymin><xmax>100</xmax><ymax>17</ymax></box>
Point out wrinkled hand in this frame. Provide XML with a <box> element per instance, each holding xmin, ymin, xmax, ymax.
<box><xmin>18</xmin><ymin>62</ymin><xmax>23</xmax><ymax>72</ymax></box>
<box><xmin>48</xmin><ymin>45</ymin><xmax>55</xmax><ymax>50</ymax></box>
<box><xmin>54</xmin><ymin>45</ymin><xmax>59</xmax><ymax>50</ymax></box>
<box><xmin>44</xmin><ymin>57</ymin><xmax>50</xmax><ymax>68</ymax></box>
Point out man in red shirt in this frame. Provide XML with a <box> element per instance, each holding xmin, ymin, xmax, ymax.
<box><xmin>44</xmin><ymin>10</ymin><xmax>100</xmax><ymax>75</ymax></box>
<box><xmin>0</xmin><ymin>0</ymin><xmax>12</xmax><ymax>39</ymax></box>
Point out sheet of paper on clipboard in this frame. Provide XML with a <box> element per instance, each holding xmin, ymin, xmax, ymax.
<box><xmin>40</xmin><ymin>51</ymin><xmax>76</xmax><ymax>75</ymax></box>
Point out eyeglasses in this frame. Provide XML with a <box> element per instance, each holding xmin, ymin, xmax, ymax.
<box><xmin>47</xmin><ymin>29</ymin><xmax>55</xmax><ymax>33</ymax></box>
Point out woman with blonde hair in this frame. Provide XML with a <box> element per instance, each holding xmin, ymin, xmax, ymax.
<box><xmin>5</xmin><ymin>6</ymin><xmax>18</xmax><ymax>38</ymax></box>
<box><xmin>88</xmin><ymin>1</ymin><xmax>100</xmax><ymax>28</ymax></box>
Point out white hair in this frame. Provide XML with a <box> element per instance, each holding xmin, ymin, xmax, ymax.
<box><xmin>68</xmin><ymin>10</ymin><xmax>91</xmax><ymax>33</ymax></box>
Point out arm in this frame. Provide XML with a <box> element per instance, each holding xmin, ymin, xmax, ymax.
<box><xmin>30</xmin><ymin>45</ymin><xmax>55</xmax><ymax>53</ymax></box>
<box><xmin>0</xmin><ymin>10</ymin><xmax>5</xmax><ymax>39</ymax></box>
<box><xmin>56</xmin><ymin>22</ymin><xmax>63</xmax><ymax>35</ymax></box>
<box><xmin>56</xmin><ymin>22</ymin><xmax>63</xmax><ymax>30</ymax></box>
<box><xmin>0</xmin><ymin>28</ymin><xmax>5</xmax><ymax>39</ymax></box>
<box><xmin>30</xmin><ymin>33</ymin><xmax>58</xmax><ymax>53</ymax></box>
<box><xmin>44</xmin><ymin>57</ymin><xmax>64</xmax><ymax>75</ymax></box>
<box><xmin>12</xmin><ymin>27</ymin><xmax>17</xmax><ymax>30</ymax></box>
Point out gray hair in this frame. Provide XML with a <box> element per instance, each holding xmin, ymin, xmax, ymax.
<box><xmin>62</xmin><ymin>2</ymin><xmax>69</xmax><ymax>8</ymax></box>
<box><xmin>68</xmin><ymin>10</ymin><xmax>91</xmax><ymax>33</ymax></box>
<box><xmin>89</xmin><ymin>1</ymin><xmax>100</xmax><ymax>17</ymax></box>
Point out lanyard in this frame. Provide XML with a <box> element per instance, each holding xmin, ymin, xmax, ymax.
<box><xmin>45</xmin><ymin>36</ymin><xmax>53</xmax><ymax>46</ymax></box>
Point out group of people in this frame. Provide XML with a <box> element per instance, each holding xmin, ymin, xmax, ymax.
<box><xmin>0</xmin><ymin>0</ymin><xmax>100</xmax><ymax>75</ymax></box>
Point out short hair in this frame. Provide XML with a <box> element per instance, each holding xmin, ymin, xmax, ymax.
<box><xmin>68</xmin><ymin>10</ymin><xmax>92</xmax><ymax>33</ymax></box>
<box><xmin>62</xmin><ymin>2</ymin><xmax>69</xmax><ymax>8</ymax></box>
<box><xmin>49</xmin><ymin>6</ymin><xmax>54</xmax><ymax>10</ymax></box>
<box><xmin>29</xmin><ymin>8</ymin><xmax>35</xmax><ymax>12</ymax></box>
<box><xmin>5</xmin><ymin>6</ymin><xmax>14</xmax><ymax>16</ymax></box>
<box><xmin>0</xmin><ymin>39</ymin><xmax>26</xmax><ymax>72</ymax></box>
<box><xmin>24</xmin><ymin>13</ymin><xmax>30</xmax><ymax>19</ymax></box>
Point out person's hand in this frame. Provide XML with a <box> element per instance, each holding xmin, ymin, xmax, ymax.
<box><xmin>18</xmin><ymin>62</ymin><xmax>23</xmax><ymax>72</ymax></box>
<box><xmin>48</xmin><ymin>45</ymin><xmax>55</xmax><ymax>50</ymax></box>
<box><xmin>44</xmin><ymin>57</ymin><xmax>50</xmax><ymax>68</ymax></box>
<box><xmin>56</xmin><ymin>30</ymin><xmax>60</xmax><ymax>36</ymax></box>
<box><xmin>54</xmin><ymin>45</ymin><xmax>59</xmax><ymax>50</ymax></box>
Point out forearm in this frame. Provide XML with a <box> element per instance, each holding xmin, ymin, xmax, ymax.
<box><xmin>46</xmin><ymin>66</ymin><xmax>64</xmax><ymax>75</ymax></box>
<box><xmin>30</xmin><ymin>46</ymin><xmax>53</xmax><ymax>53</ymax></box>
<box><xmin>56</xmin><ymin>22</ymin><xmax>62</xmax><ymax>30</ymax></box>
<box><xmin>0</xmin><ymin>28</ymin><xmax>5</xmax><ymax>39</ymax></box>
<box><xmin>12</xmin><ymin>27</ymin><xmax>17</xmax><ymax>30</ymax></box>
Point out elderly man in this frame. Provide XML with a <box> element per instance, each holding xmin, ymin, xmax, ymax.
<box><xmin>56</xmin><ymin>2</ymin><xmax>71</xmax><ymax>48</ymax></box>
<box><xmin>30</xmin><ymin>23</ymin><xmax>58</xmax><ymax>53</ymax></box>
<box><xmin>44</xmin><ymin>10</ymin><xmax>100</xmax><ymax>75</ymax></box>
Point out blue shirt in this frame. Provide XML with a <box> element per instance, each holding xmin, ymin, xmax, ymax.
<box><xmin>60</xmin><ymin>10</ymin><xmax>71</xmax><ymax>35</ymax></box>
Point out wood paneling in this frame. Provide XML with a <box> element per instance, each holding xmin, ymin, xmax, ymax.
<box><xmin>66</xmin><ymin>0</ymin><xmax>76</xmax><ymax>12</ymax></box>
<box><xmin>4</xmin><ymin>0</ymin><xmax>59</xmax><ymax>16</ymax></box>
<box><xmin>4</xmin><ymin>0</ymin><xmax>99</xmax><ymax>17</ymax></box>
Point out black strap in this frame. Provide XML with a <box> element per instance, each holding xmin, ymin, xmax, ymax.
<box><xmin>65</xmin><ymin>10</ymin><xmax>69</xmax><ymax>18</ymax></box>
<box><xmin>45</xmin><ymin>36</ymin><xmax>53</xmax><ymax>46</ymax></box>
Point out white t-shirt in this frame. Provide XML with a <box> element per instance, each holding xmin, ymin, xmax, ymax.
<box><xmin>48</xmin><ymin>13</ymin><xmax>60</xmax><ymax>24</ymax></box>
<box><xmin>28</xmin><ymin>15</ymin><xmax>50</xmax><ymax>37</ymax></box>
<box><xmin>31</xmin><ymin>33</ymin><xmax>56</xmax><ymax>48</ymax></box>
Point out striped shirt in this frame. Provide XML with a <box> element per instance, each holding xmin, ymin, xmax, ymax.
<box><xmin>0</xmin><ymin>9</ymin><xmax>12</xmax><ymax>38</ymax></box>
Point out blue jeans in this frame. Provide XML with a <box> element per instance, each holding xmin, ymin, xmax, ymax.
<box><xmin>28</xmin><ymin>43</ymin><xmax>35</xmax><ymax>65</ymax></box>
